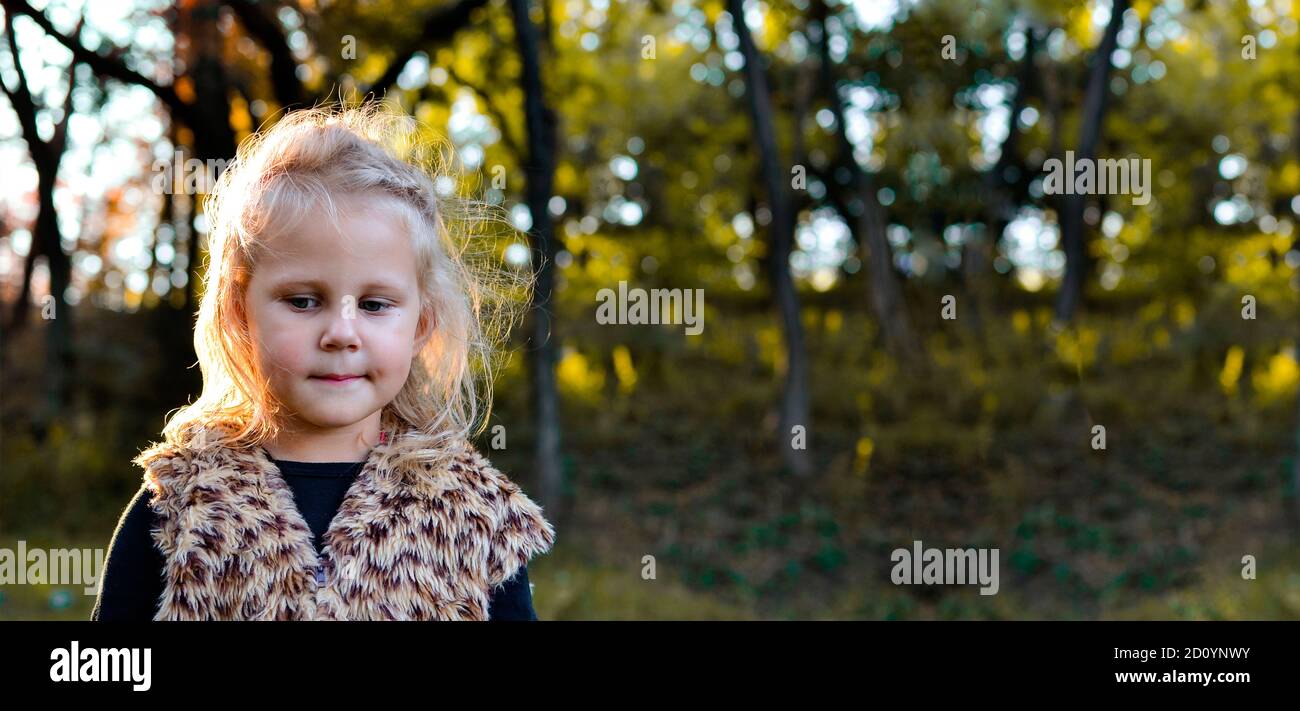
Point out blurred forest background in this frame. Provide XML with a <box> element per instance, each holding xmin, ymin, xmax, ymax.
<box><xmin>1</xmin><ymin>0</ymin><xmax>1298</xmax><ymax>620</ymax></box>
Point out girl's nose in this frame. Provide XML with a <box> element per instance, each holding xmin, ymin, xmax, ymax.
<box><xmin>320</xmin><ymin>304</ymin><xmax>361</xmax><ymax>350</ymax></box>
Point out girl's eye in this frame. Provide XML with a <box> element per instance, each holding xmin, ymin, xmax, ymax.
<box><xmin>359</xmin><ymin>300</ymin><xmax>393</xmax><ymax>313</ymax></box>
<box><xmin>287</xmin><ymin>296</ymin><xmax>318</xmax><ymax>310</ymax></box>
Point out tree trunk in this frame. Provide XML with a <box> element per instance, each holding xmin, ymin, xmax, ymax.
<box><xmin>1054</xmin><ymin>0</ymin><xmax>1128</xmax><ymax>324</ymax></box>
<box><xmin>1</xmin><ymin>12</ymin><xmax>78</xmax><ymax>435</ymax></box>
<box><xmin>7</xmin><ymin>219</ymin><xmax>38</xmax><ymax>332</ymax></box>
<box><xmin>510</xmin><ymin>0</ymin><xmax>566</xmax><ymax>511</ymax></box>
<box><xmin>730</xmin><ymin>0</ymin><xmax>812</xmax><ymax>476</ymax></box>
<box><xmin>811</xmin><ymin>0</ymin><xmax>920</xmax><ymax>362</ymax></box>
<box><xmin>35</xmin><ymin>164</ymin><xmax>74</xmax><ymax>430</ymax></box>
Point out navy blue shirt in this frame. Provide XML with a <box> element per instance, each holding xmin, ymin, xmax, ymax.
<box><xmin>92</xmin><ymin>457</ymin><xmax>537</xmax><ymax>620</ymax></box>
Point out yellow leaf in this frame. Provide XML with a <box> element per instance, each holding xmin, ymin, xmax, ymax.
<box><xmin>854</xmin><ymin>436</ymin><xmax>874</xmax><ymax>476</ymax></box>
<box><xmin>612</xmin><ymin>345</ymin><xmax>637</xmax><ymax>393</ymax></box>
<box><xmin>1012</xmin><ymin>310</ymin><xmax>1031</xmax><ymax>334</ymax></box>
<box><xmin>825</xmin><ymin>310</ymin><xmax>842</xmax><ymax>334</ymax></box>
<box><xmin>1252</xmin><ymin>347</ymin><xmax>1300</xmax><ymax>403</ymax></box>
<box><xmin>557</xmin><ymin>348</ymin><xmax>604</xmax><ymax>400</ymax></box>
<box><xmin>1220</xmin><ymin>346</ymin><xmax>1245</xmax><ymax>395</ymax></box>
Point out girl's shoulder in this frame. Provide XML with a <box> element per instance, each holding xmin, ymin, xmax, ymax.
<box><xmin>452</xmin><ymin>440</ymin><xmax>557</xmax><ymax>588</ymax></box>
<box><xmin>128</xmin><ymin>424</ymin><xmax>256</xmax><ymax>506</ymax></box>
<box><xmin>130</xmin><ymin>437</ymin><xmax>188</xmax><ymax>501</ymax></box>
<box><xmin>421</xmin><ymin>438</ymin><xmax>555</xmax><ymax>533</ymax></box>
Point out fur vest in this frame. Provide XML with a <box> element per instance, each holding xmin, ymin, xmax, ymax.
<box><xmin>133</xmin><ymin>423</ymin><xmax>556</xmax><ymax>621</ymax></box>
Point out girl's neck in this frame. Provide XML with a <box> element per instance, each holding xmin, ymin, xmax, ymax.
<box><xmin>264</xmin><ymin>416</ymin><xmax>382</xmax><ymax>463</ymax></box>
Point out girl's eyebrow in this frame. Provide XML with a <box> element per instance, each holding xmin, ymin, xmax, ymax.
<box><xmin>273</xmin><ymin>278</ymin><xmax>404</xmax><ymax>293</ymax></box>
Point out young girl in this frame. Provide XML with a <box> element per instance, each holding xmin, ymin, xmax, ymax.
<box><xmin>92</xmin><ymin>104</ymin><xmax>555</xmax><ymax>621</ymax></box>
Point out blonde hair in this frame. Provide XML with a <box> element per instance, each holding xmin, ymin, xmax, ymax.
<box><xmin>146</xmin><ymin>102</ymin><xmax>531</xmax><ymax>470</ymax></box>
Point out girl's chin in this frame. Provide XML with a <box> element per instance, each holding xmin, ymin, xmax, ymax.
<box><xmin>284</xmin><ymin>398</ymin><xmax>376</xmax><ymax>425</ymax></box>
<box><xmin>293</xmin><ymin>414</ymin><xmax>374</xmax><ymax>431</ymax></box>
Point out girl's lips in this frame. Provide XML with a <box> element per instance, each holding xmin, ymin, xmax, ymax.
<box><xmin>311</xmin><ymin>375</ymin><xmax>364</xmax><ymax>383</ymax></box>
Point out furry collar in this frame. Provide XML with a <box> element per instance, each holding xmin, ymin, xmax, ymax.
<box><xmin>134</xmin><ymin>425</ymin><xmax>555</xmax><ymax>620</ymax></box>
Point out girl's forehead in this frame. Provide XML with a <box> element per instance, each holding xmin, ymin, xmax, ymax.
<box><xmin>260</xmin><ymin>204</ymin><xmax>413</xmax><ymax>259</ymax></box>
<box><xmin>253</xmin><ymin>225</ymin><xmax>417</xmax><ymax>289</ymax></box>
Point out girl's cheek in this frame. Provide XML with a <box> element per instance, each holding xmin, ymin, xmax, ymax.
<box><xmin>260</xmin><ymin>332</ymin><xmax>311</xmax><ymax>373</ymax></box>
<box><xmin>391</xmin><ymin>332</ymin><xmax>421</xmax><ymax>368</ymax></box>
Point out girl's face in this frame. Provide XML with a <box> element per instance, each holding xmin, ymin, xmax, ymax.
<box><xmin>243</xmin><ymin>194</ymin><xmax>431</xmax><ymax>438</ymax></box>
